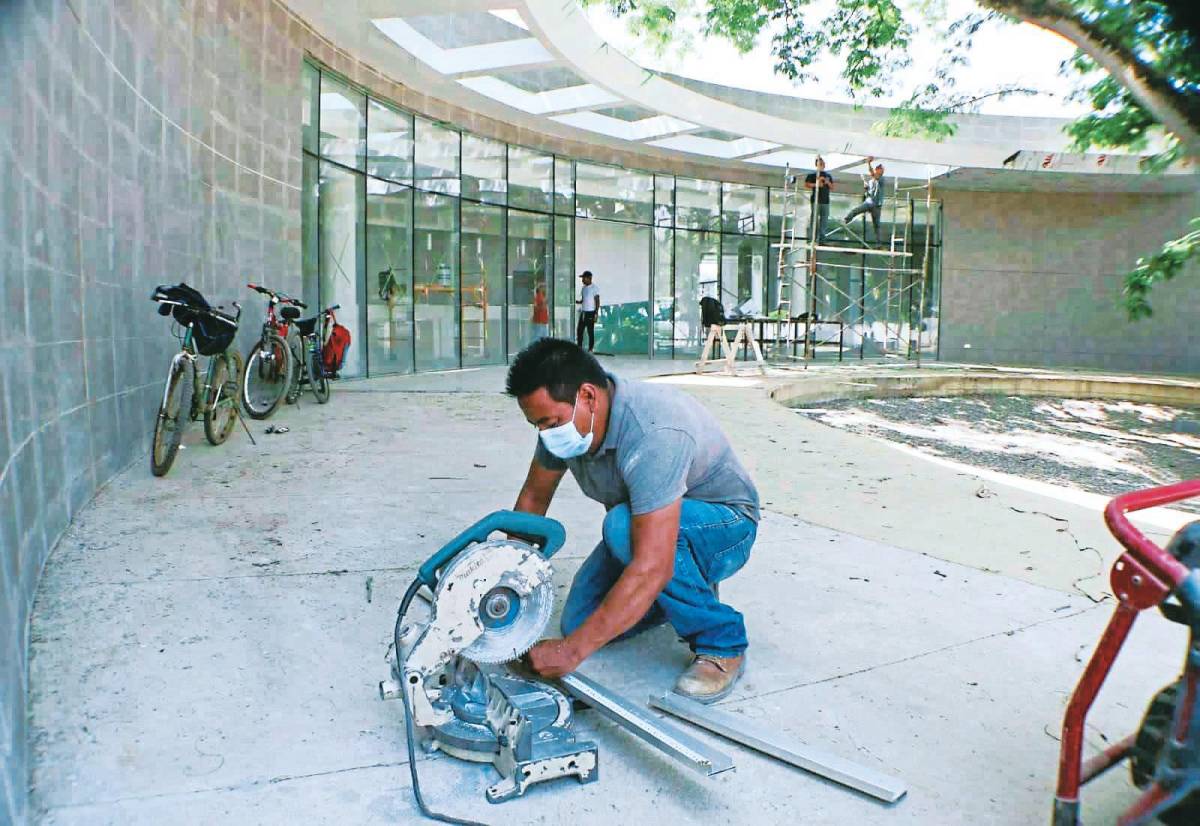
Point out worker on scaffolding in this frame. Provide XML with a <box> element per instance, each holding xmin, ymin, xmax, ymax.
<box><xmin>803</xmin><ymin>156</ymin><xmax>834</xmax><ymax>243</ymax></box>
<box><xmin>843</xmin><ymin>156</ymin><xmax>886</xmax><ymax>245</ymax></box>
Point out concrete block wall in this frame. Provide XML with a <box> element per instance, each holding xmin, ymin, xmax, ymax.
<box><xmin>938</xmin><ymin>189</ymin><xmax>1200</xmax><ymax>374</ymax></box>
<box><xmin>0</xmin><ymin>1</ymin><xmax>303</xmax><ymax>821</ymax></box>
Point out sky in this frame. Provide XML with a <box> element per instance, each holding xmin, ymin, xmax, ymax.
<box><xmin>582</xmin><ymin>0</ymin><xmax>1094</xmax><ymax>118</ymax></box>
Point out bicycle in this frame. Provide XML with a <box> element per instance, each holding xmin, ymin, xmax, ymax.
<box><xmin>149</xmin><ymin>284</ymin><xmax>249</xmax><ymax>477</ymax></box>
<box><xmin>241</xmin><ymin>283</ymin><xmax>305</xmax><ymax>419</ymax></box>
<box><xmin>292</xmin><ymin>303</ymin><xmax>341</xmax><ymax>405</ymax></box>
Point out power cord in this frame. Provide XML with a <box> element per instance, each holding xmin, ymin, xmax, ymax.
<box><xmin>394</xmin><ymin>578</ymin><xmax>489</xmax><ymax>826</ymax></box>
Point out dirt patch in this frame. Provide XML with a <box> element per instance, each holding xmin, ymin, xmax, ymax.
<box><xmin>795</xmin><ymin>396</ymin><xmax>1200</xmax><ymax>512</ymax></box>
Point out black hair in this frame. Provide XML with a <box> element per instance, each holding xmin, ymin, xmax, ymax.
<box><xmin>505</xmin><ymin>338</ymin><xmax>608</xmax><ymax>403</ymax></box>
<box><xmin>581</xmin><ymin>270</ymin><xmax>593</xmax><ymax>278</ymax></box>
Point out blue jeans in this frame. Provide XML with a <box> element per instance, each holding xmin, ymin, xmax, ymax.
<box><xmin>560</xmin><ymin>499</ymin><xmax>755</xmax><ymax>658</ymax></box>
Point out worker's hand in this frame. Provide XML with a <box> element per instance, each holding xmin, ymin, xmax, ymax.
<box><xmin>866</xmin><ymin>155</ymin><xmax>874</xmax><ymax>164</ymax></box>
<box><xmin>526</xmin><ymin>637</ymin><xmax>584</xmax><ymax>678</ymax></box>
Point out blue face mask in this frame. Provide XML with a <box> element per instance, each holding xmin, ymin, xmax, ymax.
<box><xmin>539</xmin><ymin>394</ymin><xmax>595</xmax><ymax>459</ymax></box>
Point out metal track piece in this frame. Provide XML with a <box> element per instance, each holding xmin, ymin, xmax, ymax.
<box><xmin>559</xmin><ymin>673</ymin><xmax>735</xmax><ymax>777</ymax></box>
<box><xmin>649</xmin><ymin>692</ymin><xmax>907</xmax><ymax>803</ymax></box>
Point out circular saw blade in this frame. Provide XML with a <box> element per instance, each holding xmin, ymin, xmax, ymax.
<box><xmin>433</xmin><ymin>539</ymin><xmax>555</xmax><ymax>665</ymax></box>
<box><xmin>462</xmin><ymin>577</ymin><xmax>553</xmax><ymax>664</ymax></box>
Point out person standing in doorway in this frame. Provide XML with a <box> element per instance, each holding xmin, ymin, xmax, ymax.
<box><xmin>843</xmin><ymin>156</ymin><xmax>886</xmax><ymax>244</ymax></box>
<box><xmin>803</xmin><ymin>156</ymin><xmax>834</xmax><ymax>243</ymax></box>
<box><xmin>576</xmin><ymin>270</ymin><xmax>600</xmax><ymax>352</ymax></box>
<box><xmin>532</xmin><ymin>282</ymin><xmax>550</xmax><ymax>340</ymax></box>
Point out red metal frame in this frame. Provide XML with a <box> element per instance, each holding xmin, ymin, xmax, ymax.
<box><xmin>247</xmin><ymin>282</ymin><xmax>301</xmax><ymax>341</ymax></box>
<box><xmin>1053</xmin><ymin>479</ymin><xmax>1200</xmax><ymax>826</ymax></box>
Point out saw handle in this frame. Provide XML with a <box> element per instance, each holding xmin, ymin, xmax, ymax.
<box><xmin>417</xmin><ymin>510</ymin><xmax>567</xmax><ymax>587</ymax></box>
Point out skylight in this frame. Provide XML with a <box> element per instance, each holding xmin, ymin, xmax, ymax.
<box><xmin>550</xmin><ymin>111</ymin><xmax>698</xmax><ymax>141</ymax></box>
<box><xmin>647</xmin><ymin>135</ymin><xmax>781</xmax><ymax>160</ymax></box>
<box><xmin>373</xmin><ymin>18</ymin><xmax>555</xmax><ymax>76</ymax></box>
<box><xmin>457</xmin><ymin>76</ymin><xmax>620</xmax><ymax>115</ymax></box>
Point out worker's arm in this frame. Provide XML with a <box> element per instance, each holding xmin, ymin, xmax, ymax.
<box><xmin>527</xmin><ymin>499</ymin><xmax>680</xmax><ymax>677</ymax></box>
<box><xmin>594</xmin><ymin>293</ymin><xmax>601</xmax><ymax>312</ymax></box>
<box><xmin>513</xmin><ymin>458</ymin><xmax>566</xmax><ymax>516</ymax></box>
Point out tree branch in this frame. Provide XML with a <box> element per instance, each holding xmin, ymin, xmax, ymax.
<box><xmin>977</xmin><ymin>0</ymin><xmax>1200</xmax><ymax>158</ymax></box>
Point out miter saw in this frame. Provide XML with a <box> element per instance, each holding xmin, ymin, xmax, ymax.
<box><xmin>380</xmin><ymin>511</ymin><xmax>598</xmax><ymax>815</ymax></box>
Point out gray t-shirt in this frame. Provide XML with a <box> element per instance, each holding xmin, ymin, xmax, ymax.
<box><xmin>864</xmin><ymin>176</ymin><xmax>884</xmax><ymax>204</ymax></box>
<box><xmin>534</xmin><ymin>374</ymin><xmax>760</xmax><ymax>522</ymax></box>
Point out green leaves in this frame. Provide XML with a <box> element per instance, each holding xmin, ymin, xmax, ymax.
<box><xmin>873</xmin><ymin>101</ymin><xmax>958</xmax><ymax>140</ymax></box>
<box><xmin>582</xmin><ymin>0</ymin><xmax>686</xmax><ymax>54</ymax></box>
<box><xmin>704</xmin><ymin>0</ymin><xmax>772</xmax><ymax>53</ymax></box>
<box><xmin>1123</xmin><ymin>219</ymin><xmax>1200</xmax><ymax>320</ymax></box>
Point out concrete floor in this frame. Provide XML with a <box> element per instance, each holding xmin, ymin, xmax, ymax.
<box><xmin>27</xmin><ymin>359</ymin><xmax>1194</xmax><ymax>824</ymax></box>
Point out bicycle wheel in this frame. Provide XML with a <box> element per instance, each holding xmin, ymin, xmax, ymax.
<box><xmin>242</xmin><ymin>334</ymin><xmax>292</xmax><ymax>419</ymax></box>
<box><xmin>310</xmin><ymin>346</ymin><xmax>330</xmax><ymax>404</ymax></box>
<box><xmin>151</xmin><ymin>359</ymin><xmax>194</xmax><ymax>477</ymax></box>
<box><xmin>204</xmin><ymin>350</ymin><xmax>243</xmax><ymax>445</ymax></box>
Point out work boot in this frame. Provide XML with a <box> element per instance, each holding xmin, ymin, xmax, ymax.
<box><xmin>672</xmin><ymin>654</ymin><xmax>745</xmax><ymax>704</ymax></box>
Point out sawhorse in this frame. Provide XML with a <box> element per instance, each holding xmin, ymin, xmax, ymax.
<box><xmin>695</xmin><ymin>322</ymin><xmax>767</xmax><ymax>376</ymax></box>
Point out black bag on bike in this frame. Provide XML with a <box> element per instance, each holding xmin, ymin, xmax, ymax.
<box><xmin>191</xmin><ymin>313</ymin><xmax>236</xmax><ymax>356</ymax></box>
<box><xmin>153</xmin><ymin>283</ymin><xmax>236</xmax><ymax>356</ymax></box>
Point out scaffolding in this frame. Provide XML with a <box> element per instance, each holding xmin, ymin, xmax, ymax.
<box><xmin>770</xmin><ymin>160</ymin><xmax>935</xmax><ymax>366</ymax></box>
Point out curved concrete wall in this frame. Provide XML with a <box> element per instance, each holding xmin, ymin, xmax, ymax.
<box><xmin>770</xmin><ymin>369</ymin><xmax>1200</xmax><ymax>408</ymax></box>
<box><xmin>0</xmin><ymin>1</ymin><xmax>303</xmax><ymax>820</ymax></box>
<box><xmin>938</xmin><ymin>189</ymin><xmax>1200</xmax><ymax>374</ymax></box>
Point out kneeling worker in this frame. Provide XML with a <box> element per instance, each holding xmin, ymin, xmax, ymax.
<box><xmin>508</xmin><ymin>339</ymin><xmax>759</xmax><ymax>702</ymax></box>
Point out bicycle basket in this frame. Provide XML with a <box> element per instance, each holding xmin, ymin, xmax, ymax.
<box><xmin>153</xmin><ymin>283</ymin><xmax>234</xmax><ymax>355</ymax></box>
<box><xmin>153</xmin><ymin>283</ymin><xmax>210</xmax><ymax>323</ymax></box>
<box><xmin>192</xmin><ymin>312</ymin><xmax>237</xmax><ymax>356</ymax></box>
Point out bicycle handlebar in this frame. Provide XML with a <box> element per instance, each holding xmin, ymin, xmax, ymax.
<box><xmin>153</xmin><ymin>297</ymin><xmax>239</xmax><ymax>327</ymax></box>
<box><xmin>1104</xmin><ymin>480</ymin><xmax>1200</xmax><ymax>588</ymax></box>
<box><xmin>246</xmin><ymin>283</ymin><xmax>307</xmax><ymax>309</ymax></box>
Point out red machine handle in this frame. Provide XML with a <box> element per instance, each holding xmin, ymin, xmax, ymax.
<box><xmin>1104</xmin><ymin>480</ymin><xmax>1200</xmax><ymax>589</ymax></box>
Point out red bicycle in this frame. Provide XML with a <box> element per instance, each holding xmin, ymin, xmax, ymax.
<box><xmin>1054</xmin><ymin>480</ymin><xmax>1200</xmax><ymax>826</ymax></box>
<box><xmin>241</xmin><ymin>283</ymin><xmax>306</xmax><ymax>419</ymax></box>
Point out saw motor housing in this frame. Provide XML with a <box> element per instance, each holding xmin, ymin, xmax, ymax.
<box><xmin>381</xmin><ymin>513</ymin><xmax>599</xmax><ymax>803</ymax></box>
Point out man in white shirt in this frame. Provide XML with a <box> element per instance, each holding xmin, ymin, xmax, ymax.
<box><xmin>576</xmin><ymin>271</ymin><xmax>600</xmax><ymax>352</ymax></box>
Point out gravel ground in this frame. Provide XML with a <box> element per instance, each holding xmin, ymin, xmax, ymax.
<box><xmin>795</xmin><ymin>396</ymin><xmax>1200</xmax><ymax>512</ymax></box>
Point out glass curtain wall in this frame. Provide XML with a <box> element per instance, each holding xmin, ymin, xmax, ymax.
<box><xmin>415</xmin><ymin>118</ymin><xmax>460</xmax><ymax>195</ymax></box>
<box><xmin>722</xmin><ymin>183</ymin><xmax>768</xmax><ymax>236</ymax></box>
<box><xmin>510</xmin><ymin>146</ymin><xmax>553</xmax><ymax>213</ymax></box>
<box><xmin>367</xmin><ymin>99</ymin><xmax>413</xmax><ymax>182</ymax></box>
<box><xmin>721</xmin><ymin>235</ymin><xmax>768</xmax><ymax>313</ymax></box>
<box><xmin>462</xmin><ymin>134</ymin><xmax>506</xmax><ymax>204</ymax></box>
<box><xmin>653</xmin><ymin>228</ymin><xmax>673</xmax><ymax>357</ymax></box>
<box><xmin>674</xmin><ymin>229</ymin><xmax>719</xmax><ymax>356</ymax></box>
<box><xmin>300</xmin><ymin>60</ymin><xmax>943</xmax><ymax>375</ymax></box>
<box><xmin>317</xmin><ymin>162</ymin><xmax>364</xmax><ymax>377</ymax></box>
<box><xmin>576</xmin><ymin>218</ymin><xmax>651</xmax><ymax>355</ymax></box>
<box><xmin>576</xmin><ymin>162</ymin><xmax>653</xmax><ymax>224</ymax></box>
<box><xmin>652</xmin><ymin>175</ymin><xmax>675</xmax><ymax>358</ymax></box>
<box><xmin>413</xmin><ymin>190</ymin><xmax>459</xmax><ymax>371</ymax></box>
<box><xmin>507</xmin><ymin>211</ymin><xmax>552</xmax><ymax>357</ymax></box>
<box><xmin>366</xmin><ymin>179</ymin><xmax>413</xmax><ymax>374</ymax></box>
<box><xmin>461</xmin><ymin>203</ymin><xmax>505</xmax><ymax>366</ymax></box>
<box><xmin>553</xmin><ymin>216</ymin><xmax>573</xmax><ymax>340</ymax></box>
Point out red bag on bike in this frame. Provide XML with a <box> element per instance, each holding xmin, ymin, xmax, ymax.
<box><xmin>322</xmin><ymin>322</ymin><xmax>351</xmax><ymax>376</ymax></box>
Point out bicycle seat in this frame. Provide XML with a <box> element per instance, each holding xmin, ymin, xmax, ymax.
<box><xmin>295</xmin><ymin>317</ymin><xmax>318</xmax><ymax>337</ymax></box>
<box><xmin>280</xmin><ymin>306</ymin><xmax>301</xmax><ymax>321</ymax></box>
